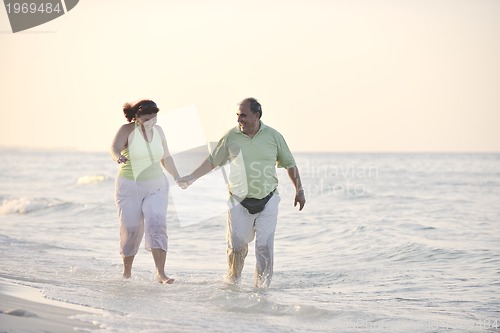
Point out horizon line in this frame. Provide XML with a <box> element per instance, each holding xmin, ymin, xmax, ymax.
<box><xmin>1</xmin><ymin>145</ymin><xmax>499</xmax><ymax>155</ymax></box>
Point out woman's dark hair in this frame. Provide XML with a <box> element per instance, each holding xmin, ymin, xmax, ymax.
<box><xmin>123</xmin><ymin>100</ymin><xmax>160</xmax><ymax>122</ymax></box>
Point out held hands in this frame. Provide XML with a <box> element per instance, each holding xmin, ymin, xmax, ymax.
<box><xmin>176</xmin><ymin>175</ymin><xmax>195</xmax><ymax>189</ymax></box>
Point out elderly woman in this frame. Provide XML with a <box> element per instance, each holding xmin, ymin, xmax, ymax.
<box><xmin>110</xmin><ymin>99</ymin><xmax>180</xmax><ymax>284</ymax></box>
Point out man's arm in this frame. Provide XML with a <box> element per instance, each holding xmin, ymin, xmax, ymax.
<box><xmin>177</xmin><ymin>158</ymin><xmax>216</xmax><ymax>188</ymax></box>
<box><xmin>287</xmin><ymin>166</ymin><xmax>306</xmax><ymax>211</ymax></box>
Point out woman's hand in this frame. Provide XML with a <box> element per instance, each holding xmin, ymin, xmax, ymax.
<box><xmin>176</xmin><ymin>175</ymin><xmax>195</xmax><ymax>189</ymax></box>
<box><xmin>117</xmin><ymin>155</ymin><xmax>129</xmax><ymax>164</ymax></box>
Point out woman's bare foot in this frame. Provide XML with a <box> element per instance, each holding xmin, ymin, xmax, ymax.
<box><xmin>157</xmin><ymin>273</ymin><xmax>175</xmax><ymax>284</ymax></box>
<box><xmin>151</xmin><ymin>249</ymin><xmax>173</xmax><ymax>284</ymax></box>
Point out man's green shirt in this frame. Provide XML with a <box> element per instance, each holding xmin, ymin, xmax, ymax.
<box><xmin>208</xmin><ymin>121</ymin><xmax>296</xmax><ymax>199</ymax></box>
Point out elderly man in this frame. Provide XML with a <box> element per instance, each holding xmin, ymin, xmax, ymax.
<box><xmin>178</xmin><ymin>97</ymin><xmax>305</xmax><ymax>288</ymax></box>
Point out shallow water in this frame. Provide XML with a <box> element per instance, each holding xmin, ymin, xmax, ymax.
<box><xmin>0</xmin><ymin>149</ymin><xmax>499</xmax><ymax>332</ymax></box>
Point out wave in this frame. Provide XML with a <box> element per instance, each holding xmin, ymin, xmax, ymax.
<box><xmin>76</xmin><ymin>174</ymin><xmax>108</xmax><ymax>185</ymax></box>
<box><xmin>0</xmin><ymin>196</ymin><xmax>73</xmax><ymax>215</ymax></box>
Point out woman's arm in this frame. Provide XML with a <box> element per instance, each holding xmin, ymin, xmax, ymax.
<box><xmin>110</xmin><ymin>124</ymin><xmax>132</xmax><ymax>163</ymax></box>
<box><xmin>157</xmin><ymin>126</ymin><xmax>181</xmax><ymax>180</ymax></box>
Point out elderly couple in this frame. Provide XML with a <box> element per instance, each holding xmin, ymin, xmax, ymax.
<box><xmin>110</xmin><ymin>98</ymin><xmax>306</xmax><ymax>287</ymax></box>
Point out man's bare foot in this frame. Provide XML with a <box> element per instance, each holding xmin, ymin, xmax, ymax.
<box><xmin>224</xmin><ymin>275</ymin><xmax>240</xmax><ymax>285</ymax></box>
<box><xmin>123</xmin><ymin>256</ymin><xmax>134</xmax><ymax>279</ymax></box>
<box><xmin>157</xmin><ymin>273</ymin><xmax>175</xmax><ymax>284</ymax></box>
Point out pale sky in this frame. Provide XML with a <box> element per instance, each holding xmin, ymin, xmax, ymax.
<box><xmin>1</xmin><ymin>0</ymin><xmax>499</xmax><ymax>152</ymax></box>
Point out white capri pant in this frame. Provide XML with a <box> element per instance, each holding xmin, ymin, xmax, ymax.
<box><xmin>227</xmin><ymin>193</ymin><xmax>280</xmax><ymax>288</ymax></box>
<box><xmin>115</xmin><ymin>176</ymin><xmax>169</xmax><ymax>257</ymax></box>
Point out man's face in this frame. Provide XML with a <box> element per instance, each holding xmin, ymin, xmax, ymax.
<box><xmin>236</xmin><ymin>102</ymin><xmax>260</xmax><ymax>134</ymax></box>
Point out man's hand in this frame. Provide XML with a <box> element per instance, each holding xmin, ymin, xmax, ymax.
<box><xmin>176</xmin><ymin>175</ymin><xmax>195</xmax><ymax>189</ymax></box>
<box><xmin>294</xmin><ymin>190</ymin><xmax>306</xmax><ymax>211</ymax></box>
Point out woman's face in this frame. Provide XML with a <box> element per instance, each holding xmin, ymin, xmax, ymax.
<box><xmin>136</xmin><ymin>113</ymin><xmax>157</xmax><ymax>128</ymax></box>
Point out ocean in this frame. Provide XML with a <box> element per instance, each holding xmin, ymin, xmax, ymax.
<box><xmin>0</xmin><ymin>149</ymin><xmax>499</xmax><ymax>332</ymax></box>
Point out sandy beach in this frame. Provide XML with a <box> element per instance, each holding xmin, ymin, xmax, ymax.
<box><xmin>0</xmin><ymin>280</ymin><xmax>102</xmax><ymax>333</ymax></box>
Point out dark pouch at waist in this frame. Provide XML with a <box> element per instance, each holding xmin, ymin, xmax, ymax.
<box><xmin>238</xmin><ymin>191</ymin><xmax>274</xmax><ymax>214</ymax></box>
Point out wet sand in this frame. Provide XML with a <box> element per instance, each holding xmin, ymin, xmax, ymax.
<box><xmin>0</xmin><ymin>280</ymin><xmax>102</xmax><ymax>333</ymax></box>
